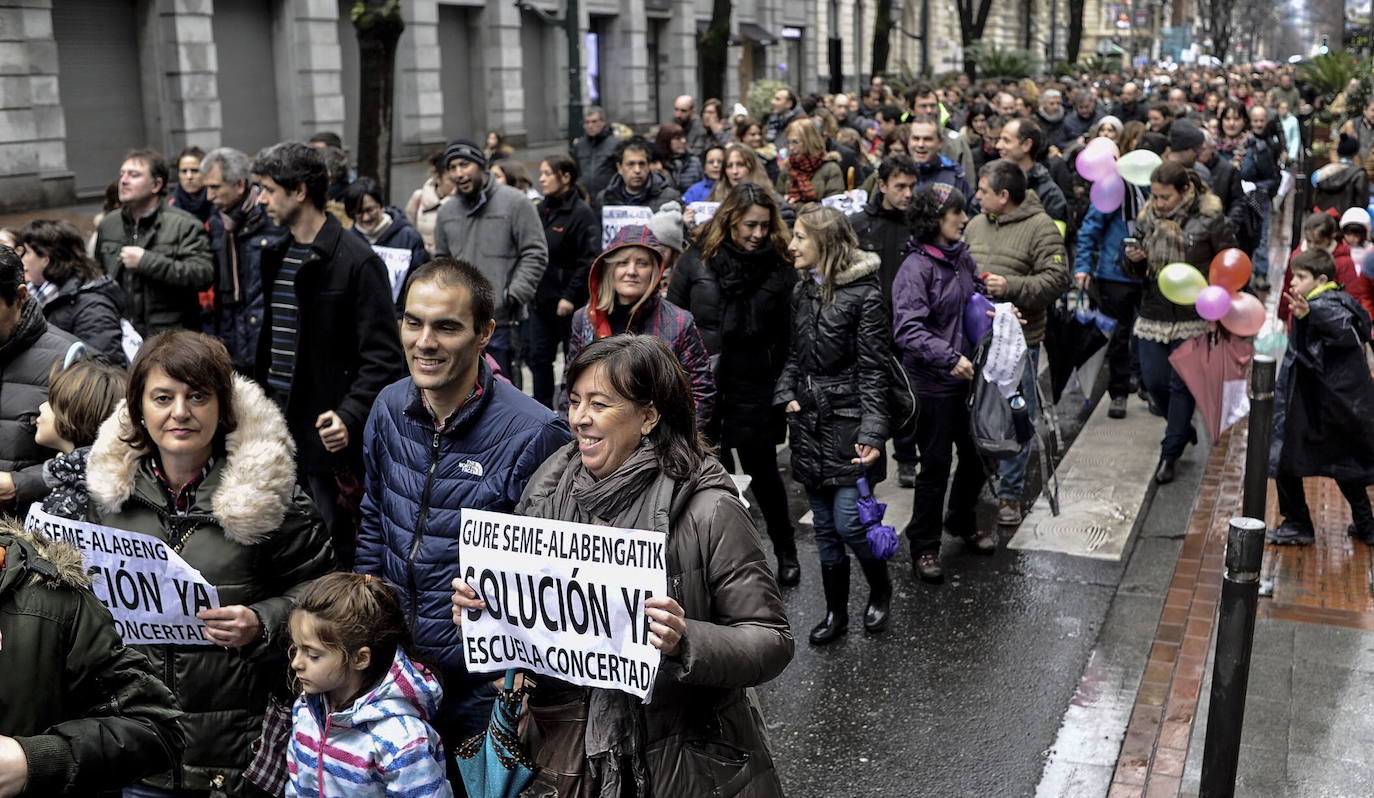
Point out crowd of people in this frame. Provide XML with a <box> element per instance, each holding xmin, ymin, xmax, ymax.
<box><xmin>2</xmin><ymin>59</ymin><xmax>1374</xmax><ymax>798</ymax></box>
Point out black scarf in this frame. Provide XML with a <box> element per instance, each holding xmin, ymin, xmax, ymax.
<box><xmin>710</xmin><ymin>241</ymin><xmax>778</xmax><ymax>340</ymax></box>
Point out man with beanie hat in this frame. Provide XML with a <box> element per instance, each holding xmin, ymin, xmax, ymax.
<box><xmin>433</xmin><ymin>137</ymin><xmax>549</xmax><ymax>378</ymax></box>
<box><xmin>1313</xmin><ymin>135</ymin><xmax>1370</xmax><ymax>217</ymax></box>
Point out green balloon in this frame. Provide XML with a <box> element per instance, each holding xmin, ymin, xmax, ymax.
<box><xmin>1158</xmin><ymin>261</ymin><xmax>1207</xmax><ymax>305</ymax></box>
<box><xmin>1117</xmin><ymin>149</ymin><xmax>1163</xmax><ymax>187</ymax></box>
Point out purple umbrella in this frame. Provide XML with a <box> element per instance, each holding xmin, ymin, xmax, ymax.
<box><xmin>857</xmin><ymin>476</ymin><xmax>899</xmax><ymax>560</ymax></box>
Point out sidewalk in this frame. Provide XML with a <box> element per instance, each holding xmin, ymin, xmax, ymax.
<box><xmin>1106</xmin><ymin>416</ymin><xmax>1374</xmax><ymax>797</ymax></box>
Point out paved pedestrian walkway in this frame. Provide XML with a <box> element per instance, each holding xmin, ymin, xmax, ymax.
<box><xmin>1102</xmin><ymin>413</ymin><xmax>1374</xmax><ymax>798</ymax></box>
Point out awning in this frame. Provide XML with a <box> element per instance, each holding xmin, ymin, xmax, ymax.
<box><xmin>739</xmin><ymin>21</ymin><xmax>779</xmax><ymax>46</ymax></box>
<box><xmin>696</xmin><ymin>19</ymin><xmax>742</xmax><ymax>46</ymax></box>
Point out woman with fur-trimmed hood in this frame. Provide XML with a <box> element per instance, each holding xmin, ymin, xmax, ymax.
<box><xmin>85</xmin><ymin>330</ymin><xmax>334</xmax><ymax>796</ymax></box>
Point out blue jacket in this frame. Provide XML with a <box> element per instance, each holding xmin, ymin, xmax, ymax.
<box><xmin>1073</xmin><ymin>206</ymin><xmax>1139</xmax><ymax>284</ymax></box>
<box><xmin>351</xmin><ymin>206</ymin><xmax>431</xmax><ymax>308</ymax></box>
<box><xmin>915</xmin><ymin>155</ymin><xmax>973</xmax><ymax>206</ymax></box>
<box><xmin>356</xmin><ymin>360</ymin><xmax>571</xmax><ymax>681</ymax></box>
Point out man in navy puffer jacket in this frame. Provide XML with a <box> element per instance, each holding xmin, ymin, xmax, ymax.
<box><xmin>356</xmin><ymin>257</ymin><xmax>570</xmax><ymax>759</ymax></box>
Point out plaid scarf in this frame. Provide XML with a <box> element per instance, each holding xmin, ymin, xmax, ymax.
<box><xmin>786</xmin><ymin>152</ymin><xmax>826</xmax><ymax>202</ymax></box>
<box><xmin>1141</xmin><ymin>182</ymin><xmax>1197</xmax><ymax>279</ymax></box>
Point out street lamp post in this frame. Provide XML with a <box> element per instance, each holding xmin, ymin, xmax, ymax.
<box><xmin>515</xmin><ymin>0</ymin><xmax>582</xmax><ymax>145</ymax></box>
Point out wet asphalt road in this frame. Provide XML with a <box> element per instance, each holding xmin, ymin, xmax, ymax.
<box><xmin>750</xmin><ymin>377</ymin><xmax>1164</xmax><ymax>797</ymax></box>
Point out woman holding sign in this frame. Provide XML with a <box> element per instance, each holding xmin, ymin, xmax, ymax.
<box><xmin>454</xmin><ymin>335</ymin><xmax>792</xmax><ymax>798</ymax></box>
<box><xmin>668</xmin><ymin>183</ymin><xmax>800</xmax><ymax>587</ymax></box>
<box><xmin>85</xmin><ymin>330</ymin><xmax>334</xmax><ymax>797</ymax></box>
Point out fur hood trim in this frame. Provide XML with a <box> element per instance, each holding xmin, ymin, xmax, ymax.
<box><xmin>86</xmin><ymin>375</ymin><xmax>297</xmax><ymax>546</ymax></box>
<box><xmin>835</xmin><ymin>250</ymin><xmax>882</xmax><ymax>285</ymax></box>
<box><xmin>1198</xmin><ymin>192</ymin><xmax>1224</xmax><ymax>217</ymax></box>
<box><xmin>0</xmin><ymin>519</ymin><xmax>92</xmax><ymax>589</ymax></box>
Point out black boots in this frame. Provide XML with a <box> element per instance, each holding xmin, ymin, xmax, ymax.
<box><xmin>774</xmin><ymin>542</ymin><xmax>801</xmax><ymax>587</ymax></box>
<box><xmin>856</xmin><ymin>557</ymin><xmax>891</xmax><ymax>634</ymax></box>
<box><xmin>810</xmin><ymin>558</ymin><xmax>892</xmax><ymax>645</ymax></box>
<box><xmin>809</xmin><ymin>560</ymin><xmax>849</xmax><ymax>645</ymax></box>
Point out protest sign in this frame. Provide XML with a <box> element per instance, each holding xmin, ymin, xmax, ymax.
<box><xmin>458</xmin><ymin>508</ymin><xmax>668</xmax><ymax>701</ymax></box>
<box><xmin>601</xmin><ymin>206</ymin><xmax>655</xmax><ymax>248</ymax></box>
<box><xmin>25</xmin><ymin>506</ymin><xmax>221</xmax><ymax>646</ymax></box>
<box><xmin>820</xmin><ymin>189</ymin><xmax>868</xmax><ymax>215</ymax></box>
<box><xmin>687</xmin><ymin>201</ymin><xmax>720</xmax><ymax>227</ymax></box>
<box><xmin>372</xmin><ymin>245</ymin><xmax>412</xmax><ymax>301</ymax></box>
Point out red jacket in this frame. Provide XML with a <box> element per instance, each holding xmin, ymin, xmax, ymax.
<box><xmin>1278</xmin><ymin>240</ymin><xmax>1372</xmax><ymax>324</ymax></box>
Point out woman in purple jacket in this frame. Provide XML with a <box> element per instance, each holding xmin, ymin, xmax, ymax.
<box><xmin>891</xmin><ymin>185</ymin><xmax>997</xmax><ymax>585</ymax></box>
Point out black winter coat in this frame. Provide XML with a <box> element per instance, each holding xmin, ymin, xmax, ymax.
<box><xmin>668</xmin><ymin>241</ymin><xmax>795</xmax><ymax>448</ymax></box>
<box><xmin>0</xmin><ymin>527</ymin><xmax>184</xmax><ymax>796</ymax></box>
<box><xmin>0</xmin><ymin>301</ymin><xmax>78</xmax><ymax>511</ymax></box>
<box><xmin>40</xmin><ymin>275</ymin><xmax>127</xmax><ymax>366</ymax></box>
<box><xmin>774</xmin><ymin>252</ymin><xmax>890</xmax><ymax>488</ymax></box>
<box><xmin>255</xmin><ymin>215</ymin><xmax>406</xmax><ymax>474</ymax></box>
<box><xmin>535</xmin><ymin>189</ymin><xmax>600</xmax><ymax>310</ymax></box>
<box><xmin>1270</xmin><ymin>289</ymin><xmax>1374</xmax><ymax>482</ymax></box>
<box><xmin>1130</xmin><ymin>192</ymin><xmax>1238</xmax><ymax>326</ymax></box>
<box><xmin>206</xmin><ymin>194</ymin><xmax>281</xmax><ymax>372</ymax></box>
<box><xmin>848</xmin><ymin>196</ymin><xmax>910</xmax><ymax>301</ymax></box>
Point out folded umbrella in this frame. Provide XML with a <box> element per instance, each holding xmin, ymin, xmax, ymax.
<box><xmin>856</xmin><ymin>476</ymin><xmax>899</xmax><ymax>561</ymax></box>
<box><xmin>1043</xmin><ymin>290</ymin><xmax>1115</xmax><ymax>403</ymax></box>
<box><xmin>1168</xmin><ymin>329</ymin><xmax>1254</xmax><ymax>443</ymax></box>
<box><xmin>455</xmin><ymin>669</ymin><xmax>535</xmax><ymax>798</ymax></box>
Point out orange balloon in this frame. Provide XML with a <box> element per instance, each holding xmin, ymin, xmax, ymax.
<box><xmin>1208</xmin><ymin>248</ymin><xmax>1253</xmax><ymax>292</ymax></box>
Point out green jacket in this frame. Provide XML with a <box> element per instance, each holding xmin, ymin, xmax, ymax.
<box><xmin>86</xmin><ymin>375</ymin><xmax>334</xmax><ymax>795</ymax></box>
<box><xmin>0</xmin><ymin>523</ymin><xmax>184</xmax><ymax>795</ymax></box>
<box><xmin>94</xmin><ymin>203</ymin><xmax>213</xmax><ymax>336</ymax></box>
<box><xmin>962</xmin><ymin>190</ymin><xmax>1071</xmax><ymax>346</ymax></box>
<box><xmin>775</xmin><ymin>152</ymin><xmax>846</xmax><ymax>201</ymax></box>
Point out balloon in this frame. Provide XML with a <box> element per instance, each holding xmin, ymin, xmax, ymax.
<box><xmin>1117</xmin><ymin>149</ymin><xmax>1164</xmax><ymax>186</ymax></box>
<box><xmin>1220</xmin><ymin>291</ymin><xmax>1266</xmax><ymax>336</ymax></box>
<box><xmin>1076</xmin><ymin>138</ymin><xmax>1120</xmax><ymax>182</ymax></box>
<box><xmin>1208</xmin><ymin>248</ymin><xmax>1253</xmax><ymax>292</ymax></box>
<box><xmin>1090</xmin><ymin>173</ymin><xmax>1126</xmax><ymax>213</ymax></box>
<box><xmin>1254</xmin><ymin>317</ymin><xmax>1288</xmax><ymax>359</ymax></box>
<box><xmin>1195</xmin><ymin>285</ymin><xmax>1233</xmax><ymax>321</ymax></box>
<box><xmin>1158</xmin><ymin>262</ymin><xmax>1208</xmax><ymax>305</ymax></box>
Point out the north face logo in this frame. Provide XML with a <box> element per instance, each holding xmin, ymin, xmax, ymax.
<box><xmin>459</xmin><ymin>460</ymin><xmax>484</xmax><ymax>477</ymax></box>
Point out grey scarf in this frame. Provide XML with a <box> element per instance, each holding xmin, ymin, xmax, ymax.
<box><xmin>548</xmin><ymin>442</ymin><xmax>667</xmax><ymax>798</ymax></box>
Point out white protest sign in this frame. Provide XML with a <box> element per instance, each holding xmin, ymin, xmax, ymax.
<box><xmin>24</xmin><ymin>506</ymin><xmax>221</xmax><ymax>646</ymax></box>
<box><xmin>458</xmin><ymin>509</ymin><xmax>667</xmax><ymax>701</ymax></box>
<box><xmin>372</xmin><ymin>245</ymin><xmax>411</xmax><ymax>302</ymax></box>
<box><xmin>601</xmin><ymin>206</ymin><xmax>655</xmax><ymax>248</ymax></box>
<box><xmin>687</xmin><ymin>201</ymin><xmax>721</xmax><ymax>227</ymax></box>
<box><xmin>820</xmin><ymin>189</ymin><xmax>868</xmax><ymax>215</ymax></box>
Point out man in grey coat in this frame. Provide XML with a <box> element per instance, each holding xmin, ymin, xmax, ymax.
<box><xmin>433</xmin><ymin>138</ymin><xmax>548</xmax><ymax>378</ymax></box>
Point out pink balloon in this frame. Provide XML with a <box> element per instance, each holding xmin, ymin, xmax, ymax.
<box><xmin>1195</xmin><ymin>285</ymin><xmax>1232</xmax><ymax>321</ymax></box>
<box><xmin>1220</xmin><ymin>291</ymin><xmax>1265</xmax><ymax>336</ymax></box>
<box><xmin>1090</xmin><ymin>173</ymin><xmax>1125</xmax><ymax>213</ymax></box>
<box><xmin>1077</xmin><ymin>138</ymin><xmax>1120</xmax><ymax>182</ymax></box>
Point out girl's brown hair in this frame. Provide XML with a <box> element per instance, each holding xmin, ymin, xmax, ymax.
<box><xmin>19</xmin><ymin>219</ymin><xmax>103</xmax><ymax>286</ymax></box>
<box><xmin>698</xmin><ymin>182</ymin><xmax>791</xmax><ymax>263</ymax></box>
<box><xmin>290</xmin><ymin>573</ymin><xmax>414</xmax><ymax>696</ymax></box>
<box><xmin>794</xmin><ymin>205</ymin><xmax>859</xmax><ymax>305</ymax></box>
<box><xmin>122</xmin><ymin>331</ymin><xmax>237</xmax><ymax>452</ymax></box>
<box><xmin>48</xmin><ymin>358</ymin><xmax>128</xmax><ymax>448</ymax></box>
<box><xmin>709</xmin><ymin>143</ymin><xmax>778</xmax><ymax>202</ymax></box>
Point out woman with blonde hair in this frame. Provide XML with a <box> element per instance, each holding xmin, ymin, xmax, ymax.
<box><xmin>775</xmin><ymin>205</ymin><xmax>891</xmax><ymax>642</ymax></box>
<box><xmin>668</xmin><ymin>183</ymin><xmax>801</xmax><ymax>585</ymax></box>
<box><xmin>777</xmin><ymin>118</ymin><xmax>843</xmax><ymax>202</ymax></box>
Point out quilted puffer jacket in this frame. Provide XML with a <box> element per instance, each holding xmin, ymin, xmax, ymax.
<box><xmin>355</xmin><ymin>360</ymin><xmax>571</xmax><ymax>682</ymax></box>
<box><xmin>773</xmin><ymin>251</ymin><xmax>890</xmax><ymax>488</ymax></box>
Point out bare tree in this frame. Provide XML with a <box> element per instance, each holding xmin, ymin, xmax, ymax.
<box><xmin>872</xmin><ymin>0</ymin><xmax>894</xmax><ymax>76</ymax></box>
<box><xmin>351</xmin><ymin>0</ymin><xmax>404</xmax><ymax>198</ymax></box>
<box><xmin>1197</xmin><ymin>0</ymin><xmax>1237</xmax><ymax>60</ymax></box>
<box><xmin>1066</xmin><ymin>0</ymin><xmax>1086</xmax><ymax>64</ymax></box>
<box><xmin>956</xmin><ymin>0</ymin><xmax>997</xmax><ymax>76</ymax></box>
<box><xmin>699</xmin><ymin>0</ymin><xmax>732</xmax><ymax>102</ymax></box>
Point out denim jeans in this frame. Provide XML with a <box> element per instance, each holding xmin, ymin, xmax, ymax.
<box><xmin>487</xmin><ymin>326</ymin><xmax>515</xmax><ymax>384</ymax></box>
<box><xmin>806</xmin><ymin>485</ymin><xmax>871</xmax><ymax>566</ymax></box>
<box><xmin>996</xmin><ymin>346</ymin><xmax>1040</xmax><ymax>501</ymax></box>
<box><xmin>1253</xmin><ymin>197</ymin><xmax>1272</xmax><ymax>281</ymax></box>
<box><xmin>1136</xmin><ymin>336</ymin><xmax>1196</xmax><ymax>460</ymax></box>
<box><xmin>522</xmin><ymin>306</ymin><xmax>572</xmax><ymax>409</ymax></box>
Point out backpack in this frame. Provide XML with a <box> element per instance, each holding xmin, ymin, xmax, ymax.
<box><xmin>967</xmin><ymin>335</ymin><xmax>1033</xmax><ymax>459</ymax></box>
<box><xmin>885</xmin><ymin>351</ymin><xmax>919</xmax><ymax>441</ymax></box>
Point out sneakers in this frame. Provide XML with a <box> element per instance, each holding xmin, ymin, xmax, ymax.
<box><xmin>996</xmin><ymin>499</ymin><xmax>1022</xmax><ymax>526</ymax></box>
<box><xmin>1107</xmin><ymin>396</ymin><xmax>1128</xmax><ymax>419</ymax></box>
<box><xmin>898</xmin><ymin>462</ymin><xmax>917</xmax><ymax>488</ymax></box>
<box><xmin>963</xmin><ymin>530</ymin><xmax>998</xmax><ymax>555</ymax></box>
<box><xmin>1266</xmin><ymin>521</ymin><xmax>1315</xmax><ymax>546</ymax></box>
<box><xmin>913</xmin><ymin>553</ymin><xmax>944</xmax><ymax>584</ymax></box>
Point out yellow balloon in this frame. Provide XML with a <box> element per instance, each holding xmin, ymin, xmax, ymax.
<box><xmin>1158</xmin><ymin>262</ymin><xmax>1207</xmax><ymax>305</ymax></box>
<box><xmin>1117</xmin><ymin>149</ymin><xmax>1163</xmax><ymax>187</ymax></box>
